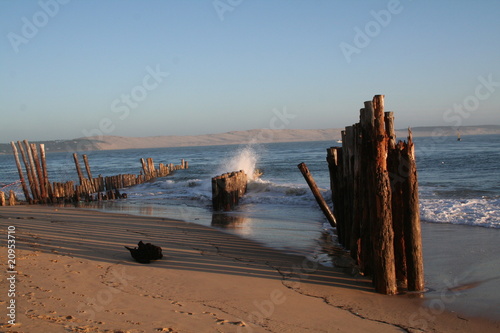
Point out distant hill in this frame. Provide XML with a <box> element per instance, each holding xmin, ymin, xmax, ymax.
<box><xmin>1</xmin><ymin>125</ymin><xmax>499</xmax><ymax>154</ymax></box>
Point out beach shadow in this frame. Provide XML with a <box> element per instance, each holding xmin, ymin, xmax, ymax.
<box><xmin>0</xmin><ymin>206</ymin><xmax>375</xmax><ymax>293</ymax></box>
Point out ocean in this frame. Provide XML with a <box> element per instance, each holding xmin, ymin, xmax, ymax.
<box><xmin>1</xmin><ymin>134</ymin><xmax>500</xmax><ymax>320</ymax></box>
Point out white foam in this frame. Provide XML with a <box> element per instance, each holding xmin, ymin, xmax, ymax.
<box><xmin>420</xmin><ymin>198</ymin><xmax>500</xmax><ymax>228</ymax></box>
<box><xmin>216</xmin><ymin>146</ymin><xmax>259</xmax><ymax>181</ymax></box>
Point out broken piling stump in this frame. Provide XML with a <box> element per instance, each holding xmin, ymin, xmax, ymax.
<box><xmin>212</xmin><ymin>170</ymin><xmax>247</xmax><ymax>211</ymax></box>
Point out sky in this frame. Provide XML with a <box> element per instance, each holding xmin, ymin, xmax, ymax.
<box><xmin>1</xmin><ymin>0</ymin><xmax>499</xmax><ymax>142</ymax></box>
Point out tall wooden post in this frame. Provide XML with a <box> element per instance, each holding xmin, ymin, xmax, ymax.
<box><xmin>73</xmin><ymin>153</ymin><xmax>85</xmax><ymax>185</ymax></box>
<box><xmin>402</xmin><ymin>130</ymin><xmax>425</xmax><ymax>291</ymax></box>
<box><xmin>30</xmin><ymin>143</ymin><xmax>47</xmax><ymax>201</ymax></box>
<box><xmin>385</xmin><ymin>112</ymin><xmax>407</xmax><ymax>287</ymax></box>
<box><xmin>24</xmin><ymin>140</ymin><xmax>40</xmax><ymax>201</ymax></box>
<box><xmin>359</xmin><ymin>104</ymin><xmax>374</xmax><ymax>275</ymax></box>
<box><xmin>82</xmin><ymin>154</ymin><xmax>93</xmax><ymax>180</ymax></box>
<box><xmin>370</xmin><ymin>95</ymin><xmax>397</xmax><ymax>295</ymax></box>
<box><xmin>18</xmin><ymin>141</ymin><xmax>37</xmax><ymax>202</ymax></box>
<box><xmin>39</xmin><ymin>144</ymin><xmax>52</xmax><ymax>202</ymax></box>
<box><xmin>11</xmin><ymin>142</ymin><xmax>31</xmax><ymax>203</ymax></box>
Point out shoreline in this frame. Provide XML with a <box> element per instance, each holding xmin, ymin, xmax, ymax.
<box><xmin>1</xmin><ymin>205</ymin><xmax>499</xmax><ymax>332</ymax></box>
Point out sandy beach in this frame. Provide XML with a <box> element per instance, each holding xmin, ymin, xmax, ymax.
<box><xmin>1</xmin><ymin>206</ymin><xmax>499</xmax><ymax>333</ymax></box>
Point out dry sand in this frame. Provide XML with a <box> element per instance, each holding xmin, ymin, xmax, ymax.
<box><xmin>0</xmin><ymin>205</ymin><xmax>499</xmax><ymax>333</ymax></box>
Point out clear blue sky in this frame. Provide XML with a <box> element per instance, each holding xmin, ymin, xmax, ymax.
<box><xmin>1</xmin><ymin>0</ymin><xmax>499</xmax><ymax>142</ymax></box>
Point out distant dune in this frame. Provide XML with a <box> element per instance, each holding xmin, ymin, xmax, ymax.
<box><xmin>1</xmin><ymin>126</ymin><xmax>499</xmax><ymax>154</ymax></box>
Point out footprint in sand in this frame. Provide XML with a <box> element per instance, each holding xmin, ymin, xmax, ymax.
<box><xmin>175</xmin><ymin>310</ymin><xmax>193</xmax><ymax>316</ymax></box>
<box><xmin>170</xmin><ymin>300</ymin><xmax>182</xmax><ymax>307</ymax></box>
<box><xmin>215</xmin><ymin>318</ymin><xmax>246</xmax><ymax>326</ymax></box>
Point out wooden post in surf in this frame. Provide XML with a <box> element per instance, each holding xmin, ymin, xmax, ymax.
<box><xmin>370</xmin><ymin>95</ymin><xmax>397</xmax><ymax>295</ymax></box>
<box><xmin>73</xmin><ymin>153</ymin><xmax>85</xmax><ymax>185</ymax></box>
<box><xmin>297</xmin><ymin>162</ymin><xmax>337</xmax><ymax>228</ymax></box>
<box><xmin>402</xmin><ymin>129</ymin><xmax>425</xmax><ymax>291</ymax></box>
<box><xmin>11</xmin><ymin>142</ymin><xmax>32</xmax><ymax>203</ymax></box>
<box><xmin>39</xmin><ymin>144</ymin><xmax>52</xmax><ymax>202</ymax></box>
<box><xmin>17</xmin><ymin>141</ymin><xmax>36</xmax><ymax>202</ymax></box>
<box><xmin>82</xmin><ymin>154</ymin><xmax>95</xmax><ymax>193</ymax></box>
<box><xmin>82</xmin><ymin>154</ymin><xmax>93</xmax><ymax>180</ymax></box>
<box><xmin>326</xmin><ymin>146</ymin><xmax>343</xmax><ymax>228</ymax></box>
<box><xmin>24</xmin><ymin>140</ymin><xmax>41</xmax><ymax>202</ymax></box>
<box><xmin>30</xmin><ymin>143</ymin><xmax>47</xmax><ymax>202</ymax></box>
<box><xmin>212</xmin><ymin>170</ymin><xmax>247</xmax><ymax>211</ymax></box>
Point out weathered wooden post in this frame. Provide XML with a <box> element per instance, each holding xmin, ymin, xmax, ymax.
<box><xmin>30</xmin><ymin>144</ymin><xmax>48</xmax><ymax>202</ymax></box>
<box><xmin>24</xmin><ymin>140</ymin><xmax>41</xmax><ymax>201</ymax></box>
<box><xmin>83</xmin><ymin>155</ymin><xmax>92</xmax><ymax>178</ymax></box>
<box><xmin>385</xmin><ymin>111</ymin><xmax>408</xmax><ymax>287</ymax></box>
<box><xmin>212</xmin><ymin>170</ymin><xmax>247</xmax><ymax>211</ymax></box>
<box><xmin>39</xmin><ymin>144</ymin><xmax>52</xmax><ymax>202</ymax></box>
<box><xmin>11</xmin><ymin>142</ymin><xmax>31</xmax><ymax>203</ymax></box>
<box><xmin>326</xmin><ymin>147</ymin><xmax>343</xmax><ymax>228</ymax></box>
<box><xmin>18</xmin><ymin>141</ymin><xmax>37</xmax><ymax>202</ymax></box>
<box><xmin>73</xmin><ymin>153</ymin><xmax>85</xmax><ymax>185</ymax></box>
<box><xmin>8</xmin><ymin>190</ymin><xmax>16</xmax><ymax>206</ymax></box>
<box><xmin>402</xmin><ymin>130</ymin><xmax>425</xmax><ymax>291</ymax></box>
<box><xmin>370</xmin><ymin>95</ymin><xmax>397</xmax><ymax>295</ymax></box>
<box><xmin>0</xmin><ymin>192</ymin><xmax>5</xmax><ymax>206</ymax></box>
<box><xmin>298</xmin><ymin>162</ymin><xmax>337</xmax><ymax>228</ymax></box>
<box><xmin>358</xmin><ymin>104</ymin><xmax>375</xmax><ymax>275</ymax></box>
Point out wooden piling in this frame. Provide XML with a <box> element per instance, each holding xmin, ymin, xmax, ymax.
<box><xmin>298</xmin><ymin>162</ymin><xmax>337</xmax><ymax>228</ymax></box>
<box><xmin>83</xmin><ymin>154</ymin><xmax>93</xmax><ymax>181</ymax></box>
<box><xmin>359</xmin><ymin>104</ymin><xmax>375</xmax><ymax>275</ymax></box>
<box><xmin>24</xmin><ymin>140</ymin><xmax>41</xmax><ymax>201</ymax></box>
<box><xmin>370</xmin><ymin>95</ymin><xmax>397</xmax><ymax>295</ymax></box>
<box><xmin>212</xmin><ymin>170</ymin><xmax>247</xmax><ymax>211</ymax></box>
<box><xmin>0</xmin><ymin>192</ymin><xmax>5</xmax><ymax>206</ymax></box>
<box><xmin>8</xmin><ymin>190</ymin><xmax>16</xmax><ymax>206</ymax></box>
<box><xmin>402</xmin><ymin>130</ymin><xmax>425</xmax><ymax>291</ymax></box>
<box><xmin>73</xmin><ymin>153</ymin><xmax>85</xmax><ymax>185</ymax></box>
<box><xmin>30</xmin><ymin>143</ymin><xmax>47</xmax><ymax>202</ymax></box>
<box><xmin>10</xmin><ymin>142</ymin><xmax>31</xmax><ymax>203</ymax></box>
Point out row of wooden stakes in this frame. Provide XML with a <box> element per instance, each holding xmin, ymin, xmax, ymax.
<box><xmin>9</xmin><ymin>140</ymin><xmax>188</xmax><ymax>204</ymax></box>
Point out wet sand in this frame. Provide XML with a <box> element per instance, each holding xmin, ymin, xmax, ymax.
<box><xmin>0</xmin><ymin>205</ymin><xmax>499</xmax><ymax>332</ymax></box>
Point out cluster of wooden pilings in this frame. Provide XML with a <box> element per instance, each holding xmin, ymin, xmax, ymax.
<box><xmin>8</xmin><ymin>140</ymin><xmax>188</xmax><ymax>204</ymax></box>
<box><xmin>212</xmin><ymin>170</ymin><xmax>247</xmax><ymax>211</ymax></box>
<box><xmin>326</xmin><ymin>95</ymin><xmax>424</xmax><ymax>295</ymax></box>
